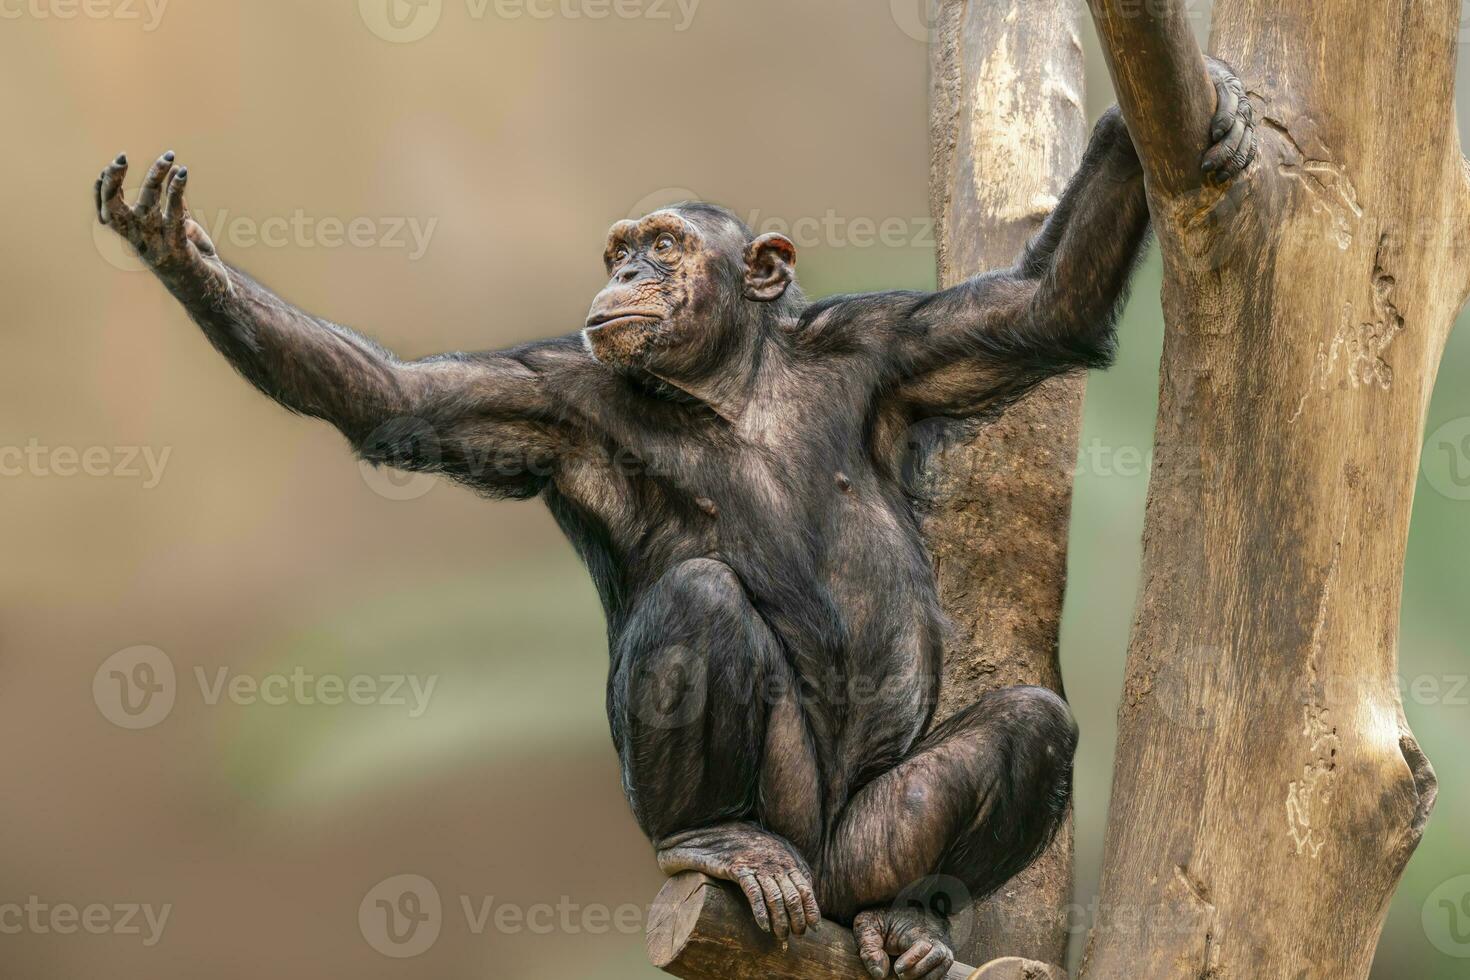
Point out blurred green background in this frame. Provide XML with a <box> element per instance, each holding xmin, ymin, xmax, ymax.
<box><xmin>1</xmin><ymin>1</ymin><xmax>1466</xmax><ymax>976</ymax></box>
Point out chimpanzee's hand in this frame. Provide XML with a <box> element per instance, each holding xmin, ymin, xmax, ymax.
<box><xmin>1201</xmin><ymin>58</ymin><xmax>1257</xmax><ymax>183</ymax></box>
<box><xmin>95</xmin><ymin>152</ymin><xmax>230</xmax><ymax>293</ymax></box>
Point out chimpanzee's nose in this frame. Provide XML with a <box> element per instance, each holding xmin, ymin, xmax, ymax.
<box><xmin>616</xmin><ymin>265</ymin><xmax>640</xmax><ymax>284</ymax></box>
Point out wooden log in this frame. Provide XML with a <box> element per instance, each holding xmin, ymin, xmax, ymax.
<box><xmin>646</xmin><ymin>872</ymin><xmax>1064</xmax><ymax>980</ymax></box>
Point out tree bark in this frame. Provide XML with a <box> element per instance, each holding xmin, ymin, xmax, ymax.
<box><xmin>1078</xmin><ymin>0</ymin><xmax>1464</xmax><ymax>976</ymax></box>
<box><xmin>917</xmin><ymin>0</ymin><xmax>1088</xmax><ymax>968</ymax></box>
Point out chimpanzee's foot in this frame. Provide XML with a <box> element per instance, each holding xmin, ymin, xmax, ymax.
<box><xmin>656</xmin><ymin>821</ymin><xmax>821</xmax><ymax>938</ymax></box>
<box><xmin>853</xmin><ymin>904</ymin><xmax>955</xmax><ymax>980</ymax></box>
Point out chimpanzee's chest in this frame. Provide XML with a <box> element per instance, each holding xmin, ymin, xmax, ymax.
<box><xmin>548</xmin><ymin>394</ymin><xmax>934</xmax><ymax>644</ymax></box>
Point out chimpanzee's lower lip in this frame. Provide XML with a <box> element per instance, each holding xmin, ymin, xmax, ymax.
<box><xmin>585</xmin><ymin>313</ymin><xmax>663</xmax><ymax>329</ymax></box>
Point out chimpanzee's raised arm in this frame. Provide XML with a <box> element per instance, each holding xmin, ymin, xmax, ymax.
<box><xmin>95</xmin><ymin>152</ymin><xmax>585</xmax><ymax>499</ymax></box>
<box><xmin>821</xmin><ymin>59</ymin><xmax>1255</xmax><ymax>419</ymax></box>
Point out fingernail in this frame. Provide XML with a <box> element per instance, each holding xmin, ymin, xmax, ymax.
<box><xmin>115</xmin><ymin>154</ymin><xmax>127</xmax><ymax>165</ymax></box>
<box><xmin>164</xmin><ymin>151</ymin><xmax>175</xmax><ymax>162</ymax></box>
<box><xmin>177</xmin><ymin>167</ymin><xmax>188</xmax><ymax>179</ymax></box>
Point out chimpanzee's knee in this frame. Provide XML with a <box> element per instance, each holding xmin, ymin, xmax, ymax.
<box><xmin>931</xmin><ymin>685</ymin><xmax>1078</xmax><ymax>901</ymax></box>
<box><xmin>609</xmin><ymin>558</ymin><xmax>782</xmax><ymax>841</ymax></box>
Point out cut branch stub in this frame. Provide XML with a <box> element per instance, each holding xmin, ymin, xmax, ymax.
<box><xmin>969</xmin><ymin>956</ymin><xmax>1068</xmax><ymax>980</ymax></box>
<box><xmin>646</xmin><ymin>872</ymin><xmax>985</xmax><ymax>980</ymax></box>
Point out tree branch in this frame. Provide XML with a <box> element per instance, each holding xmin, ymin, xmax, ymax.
<box><xmin>645</xmin><ymin>873</ymin><xmax>1064</xmax><ymax>980</ymax></box>
<box><xmin>1086</xmin><ymin>0</ymin><xmax>1215</xmax><ymax>198</ymax></box>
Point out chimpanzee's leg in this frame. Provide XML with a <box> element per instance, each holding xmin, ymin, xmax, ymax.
<box><xmin>821</xmin><ymin>686</ymin><xmax>1078</xmax><ymax>980</ymax></box>
<box><xmin>609</xmin><ymin>557</ymin><xmax>823</xmax><ymax>938</ymax></box>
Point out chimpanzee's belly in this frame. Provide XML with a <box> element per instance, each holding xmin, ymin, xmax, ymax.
<box><xmin>550</xmin><ymin>451</ymin><xmax>944</xmax><ymax>755</ymax></box>
<box><xmin>717</xmin><ymin>476</ymin><xmax>945</xmax><ymax>780</ymax></box>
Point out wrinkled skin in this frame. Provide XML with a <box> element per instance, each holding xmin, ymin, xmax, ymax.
<box><xmin>95</xmin><ymin>61</ymin><xmax>1254</xmax><ymax>979</ymax></box>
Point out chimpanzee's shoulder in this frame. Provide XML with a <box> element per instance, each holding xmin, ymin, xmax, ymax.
<box><xmin>789</xmin><ymin>290</ymin><xmax>927</xmax><ymax>357</ymax></box>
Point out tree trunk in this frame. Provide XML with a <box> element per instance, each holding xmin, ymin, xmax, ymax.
<box><xmin>916</xmin><ymin>0</ymin><xmax>1089</xmax><ymax>968</ymax></box>
<box><xmin>1078</xmin><ymin>1</ymin><xmax>1464</xmax><ymax>976</ymax></box>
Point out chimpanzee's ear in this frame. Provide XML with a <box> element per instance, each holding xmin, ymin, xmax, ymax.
<box><xmin>742</xmin><ymin>233</ymin><xmax>797</xmax><ymax>302</ymax></box>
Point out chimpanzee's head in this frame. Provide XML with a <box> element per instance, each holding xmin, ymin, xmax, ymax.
<box><xmin>583</xmin><ymin>203</ymin><xmax>803</xmax><ymax>375</ymax></box>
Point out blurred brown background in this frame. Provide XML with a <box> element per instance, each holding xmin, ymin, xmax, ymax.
<box><xmin>2</xmin><ymin>1</ymin><xmax>1468</xmax><ymax>977</ymax></box>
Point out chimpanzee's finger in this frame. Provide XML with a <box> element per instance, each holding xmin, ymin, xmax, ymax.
<box><xmin>853</xmin><ymin>913</ymin><xmax>890</xmax><ymax>980</ymax></box>
<box><xmin>911</xmin><ymin>942</ymin><xmax>954</xmax><ymax>980</ymax></box>
<box><xmin>735</xmin><ymin>873</ymin><xmax>770</xmax><ymax>933</ymax></box>
<box><xmin>135</xmin><ymin>151</ymin><xmax>175</xmax><ymax>213</ymax></box>
<box><xmin>893</xmin><ymin>939</ymin><xmax>935</xmax><ymax>979</ymax></box>
<box><xmin>793</xmin><ymin>872</ymin><xmax>821</xmax><ymax>928</ymax></box>
<box><xmin>164</xmin><ymin>166</ymin><xmax>189</xmax><ymax>230</ymax></box>
<box><xmin>776</xmin><ymin>874</ymin><xmax>806</xmax><ymax>936</ymax></box>
<box><xmin>1207</xmin><ymin>116</ymin><xmax>1255</xmax><ymax>181</ymax></box>
<box><xmin>1211</xmin><ymin>80</ymin><xmax>1240</xmax><ymax>143</ymax></box>
<box><xmin>99</xmin><ymin>154</ymin><xmax>131</xmax><ymax>228</ymax></box>
<box><xmin>757</xmin><ymin>875</ymin><xmax>789</xmax><ymax>940</ymax></box>
<box><xmin>1202</xmin><ymin>117</ymin><xmax>1246</xmax><ymax>176</ymax></box>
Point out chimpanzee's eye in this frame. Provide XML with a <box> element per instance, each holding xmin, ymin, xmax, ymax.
<box><xmin>613</xmin><ymin>245</ymin><xmax>630</xmax><ymax>263</ymax></box>
<box><xmin>655</xmin><ymin>234</ymin><xmax>677</xmax><ymax>253</ymax></box>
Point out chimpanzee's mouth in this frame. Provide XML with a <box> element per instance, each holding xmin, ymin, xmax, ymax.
<box><xmin>585</xmin><ymin>311</ymin><xmax>664</xmax><ymax>329</ymax></box>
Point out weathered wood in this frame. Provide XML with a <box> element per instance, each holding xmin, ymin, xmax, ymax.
<box><xmin>647</xmin><ymin>872</ymin><xmax>1067</xmax><ymax>980</ymax></box>
<box><xmin>1086</xmin><ymin>0</ymin><xmax>1214</xmax><ymax>198</ymax></box>
<box><xmin>1078</xmin><ymin>0</ymin><xmax>1464</xmax><ymax>976</ymax></box>
<box><xmin>969</xmin><ymin>956</ymin><xmax>1067</xmax><ymax>980</ymax></box>
<box><xmin>921</xmin><ymin>0</ymin><xmax>1088</xmax><ymax>967</ymax></box>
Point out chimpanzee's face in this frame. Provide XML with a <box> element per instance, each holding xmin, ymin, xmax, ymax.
<box><xmin>583</xmin><ymin>210</ymin><xmax>734</xmax><ymax>373</ymax></box>
<box><xmin>583</xmin><ymin>207</ymin><xmax>795</xmax><ymax>377</ymax></box>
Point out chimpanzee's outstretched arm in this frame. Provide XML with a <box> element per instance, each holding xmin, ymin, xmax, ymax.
<box><xmin>846</xmin><ymin>58</ymin><xmax>1255</xmax><ymax>418</ymax></box>
<box><xmin>95</xmin><ymin>152</ymin><xmax>585</xmax><ymax>497</ymax></box>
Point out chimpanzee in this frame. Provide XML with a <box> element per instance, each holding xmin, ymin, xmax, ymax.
<box><xmin>94</xmin><ymin>61</ymin><xmax>1254</xmax><ymax>979</ymax></box>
